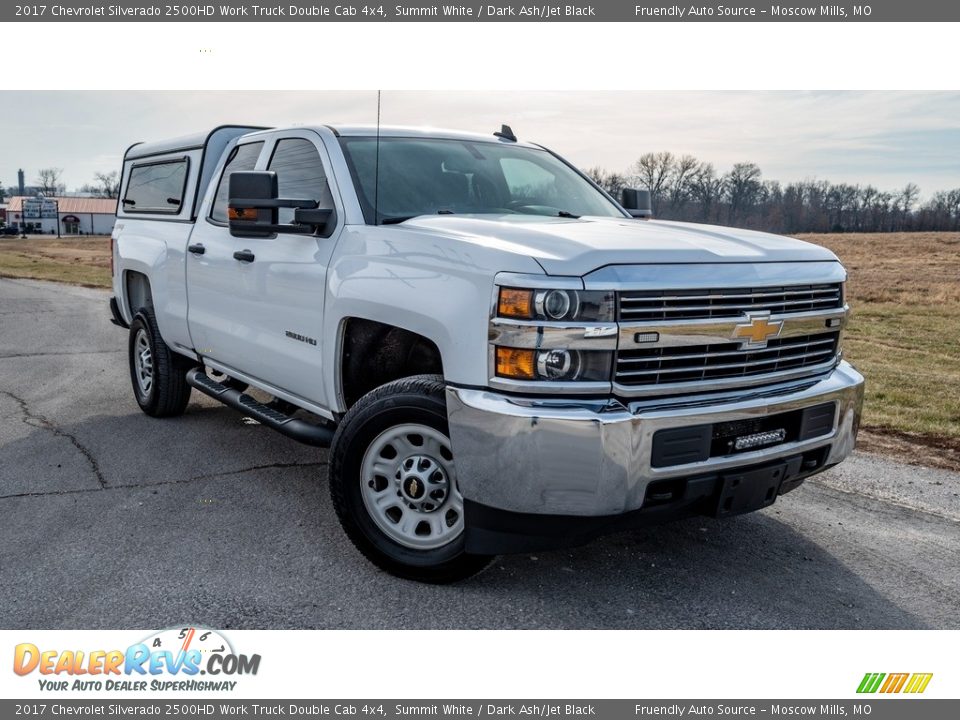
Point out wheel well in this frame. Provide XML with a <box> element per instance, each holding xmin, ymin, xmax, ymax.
<box><xmin>340</xmin><ymin>318</ymin><xmax>444</xmax><ymax>408</ymax></box>
<box><xmin>125</xmin><ymin>271</ymin><xmax>152</xmax><ymax>314</ymax></box>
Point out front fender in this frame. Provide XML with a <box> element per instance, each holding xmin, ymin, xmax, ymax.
<box><xmin>324</xmin><ymin>225</ymin><xmax>544</xmax><ymax>412</ymax></box>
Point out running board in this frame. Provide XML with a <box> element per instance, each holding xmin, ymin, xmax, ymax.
<box><xmin>186</xmin><ymin>368</ymin><xmax>335</xmax><ymax>447</ymax></box>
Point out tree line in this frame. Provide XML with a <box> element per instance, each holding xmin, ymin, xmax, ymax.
<box><xmin>2</xmin><ymin>169</ymin><xmax>120</xmax><ymax>200</ymax></box>
<box><xmin>586</xmin><ymin>152</ymin><xmax>960</xmax><ymax>233</ymax></box>
<box><xmin>5</xmin><ymin>160</ymin><xmax>959</xmax><ymax>233</ymax></box>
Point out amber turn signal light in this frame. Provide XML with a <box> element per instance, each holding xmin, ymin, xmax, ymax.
<box><xmin>228</xmin><ymin>207</ymin><xmax>253</xmax><ymax>220</ymax></box>
<box><xmin>495</xmin><ymin>347</ymin><xmax>536</xmax><ymax>380</ymax></box>
<box><xmin>498</xmin><ymin>288</ymin><xmax>534</xmax><ymax>319</ymax></box>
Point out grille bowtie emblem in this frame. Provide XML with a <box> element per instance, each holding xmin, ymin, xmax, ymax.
<box><xmin>732</xmin><ymin>313</ymin><xmax>783</xmax><ymax>348</ymax></box>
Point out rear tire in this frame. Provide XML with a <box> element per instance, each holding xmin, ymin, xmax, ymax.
<box><xmin>128</xmin><ymin>308</ymin><xmax>193</xmax><ymax>418</ymax></box>
<box><xmin>329</xmin><ymin>374</ymin><xmax>493</xmax><ymax>583</ymax></box>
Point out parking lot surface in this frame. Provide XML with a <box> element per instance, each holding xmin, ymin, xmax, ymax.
<box><xmin>1</xmin><ymin>278</ymin><xmax>958</xmax><ymax>629</ymax></box>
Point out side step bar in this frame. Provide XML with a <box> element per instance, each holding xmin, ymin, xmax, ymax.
<box><xmin>185</xmin><ymin>368</ymin><xmax>335</xmax><ymax>447</ymax></box>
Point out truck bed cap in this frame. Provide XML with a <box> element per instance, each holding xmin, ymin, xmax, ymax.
<box><xmin>124</xmin><ymin>124</ymin><xmax>270</xmax><ymax>161</ymax></box>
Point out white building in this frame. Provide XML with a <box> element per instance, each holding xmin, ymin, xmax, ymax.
<box><xmin>5</xmin><ymin>196</ymin><xmax>117</xmax><ymax>235</ymax></box>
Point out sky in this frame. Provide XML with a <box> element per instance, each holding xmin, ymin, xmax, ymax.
<box><xmin>1</xmin><ymin>91</ymin><xmax>958</xmax><ymax>198</ymax></box>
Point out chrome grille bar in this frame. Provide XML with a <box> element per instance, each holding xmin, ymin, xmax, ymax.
<box><xmin>615</xmin><ymin>333</ymin><xmax>840</xmax><ymax>387</ymax></box>
<box><xmin>619</xmin><ymin>283</ymin><xmax>843</xmax><ymax>321</ymax></box>
<box><xmin>616</xmin><ymin>337</ymin><xmax>837</xmax><ymax>364</ymax></box>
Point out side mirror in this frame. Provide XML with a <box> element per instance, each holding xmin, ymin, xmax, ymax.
<box><xmin>228</xmin><ymin>171</ymin><xmax>278</xmax><ymax>237</ymax></box>
<box><xmin>228</xmin><ymin>171</ymin><xmax>337</xmax><ymax>238</ymax></box>
<box><xmin>620</xmin><ymin>188</ymin><xmax>653</xmax><ymax>219</ymax></box>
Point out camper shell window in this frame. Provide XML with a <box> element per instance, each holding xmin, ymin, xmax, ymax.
<box><xmin>122</xmin><ymin>158</ymin><xmax>190</xmax><ymax>215</ymax></box>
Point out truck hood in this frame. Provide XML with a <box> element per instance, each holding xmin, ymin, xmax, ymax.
<box><xmin>397</xmin><ymin>214</ymin><xmax>838</xmax><ymax>276</ymax></box>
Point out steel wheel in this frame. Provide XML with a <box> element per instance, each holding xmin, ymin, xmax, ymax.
<box><xmin>360</xmin><ymin>423</ymin><xmax>463</xmax><ymax>550</ymax></box>
<box><xmin>127</xmin><ymin>308</ymin><xmax>192</xmax><ymax>418</ymax></box>
<box><xmin>133</xmin><ymin>327</ymin><xmax>154</xmax><ymax>396</ymax></box>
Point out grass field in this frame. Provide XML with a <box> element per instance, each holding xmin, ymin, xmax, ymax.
<box><xmin>0</xmin><ymin>235</ymin><xmax>111</xmax><ymax>288</ymax></box>
<box><xmin>798</xmin><ymin>232</ymin><xmax>960</xmax><ymax>468</ymax></box>
<box><xmin>1</xmin><ymin>232</ymin><xmax>958</xmax><ymax>466</ymax></box>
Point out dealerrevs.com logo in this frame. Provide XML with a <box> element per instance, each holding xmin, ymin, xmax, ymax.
<box><xmin>856</xmin><ymin>672</ymin><xmax>933</xmax><ymax>694</ymax></box>
<box><xmin>13</xmin><ymin>627</ymin><xmax>261</xmax><ymax>692</ymax></box>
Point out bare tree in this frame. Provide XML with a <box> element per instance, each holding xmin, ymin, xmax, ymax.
<box><xmin>580</xmin><ymin>157</ymin><xmax>956</xmax><ymax>232</ymax></box>
<box><xmin>80</xmin><ymin>171</ymin><xmax>121</xmax><ymax>198</ymax></box>
<box><xmin>826</xmin><ymin>183</ymin><xmax>859</xmax><ymax>231</ymax></box>
<box><xmin>689</xmin><ymin>163</ymin><xmax>724</xmax><ymax>222</ymax></box>
<box><xmin>667</xmin><ymin>154</ymin><xmax>700</xmax><ymax>212</ymax></box>
<box><xmin>584</xmin><ymin>166</ymin><xmax>628</xmax><ymax>200</ymax></box>
<box><xmin>93</xmin><ymin>171</ymin><xmax>121</xmax><ymax>198</ymax></box>
<box><xmin>895</xmin><ymin>183</ymin><xmax>921</xmax><ymax>230</ymax></box>
<box><xmin>632</xmin><ymin>152</ymin><xmax>675</xmax><ymax>214</ymax></box>
<box><xmin>35</xmin><ymin>168</ymin><xmax>64</xmax><ymax>196</ymax></box>
<box><xmin>724</xmin><ymin>162</ymin><xmax>763</xmax><ymax>223</ymax></box>
<box><xmin>584</xmin><ymin>166</ymin><xmax>607</xmax><ymax>186</ymax></box>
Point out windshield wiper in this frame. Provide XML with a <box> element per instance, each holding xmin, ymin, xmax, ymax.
<box><xmin>557</xmin><ymin>210</ymin><xmax>581</xmax><ymax>219</ymax></box>
<box><xmin>381</xmin><ymin>209</ymin><xmax>457</xmax><ymax>225</ymax></box>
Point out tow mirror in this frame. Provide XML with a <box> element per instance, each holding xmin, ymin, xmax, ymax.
<box><xmin>621</xmin><ymin>188</ymin><xmax>653</xmax><ymax>219</ymax></box>
<box><xmin>228</xmin><ymin>171</ymin><xmax>337</xmax><ymax>238</ymax></box>
<box><xmin>228</xmin><ymin>171</ymin><xmax>278</xmax><ymax>236</ymax></box>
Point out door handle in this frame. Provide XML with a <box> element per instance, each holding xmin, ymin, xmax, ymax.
<box><xmin>233</xmin><ymin>250</ymin><xmax>255</xmax><ymax>263</ymax></box>
<box><xmin>187</xmin><ymin>243</ymin><xmax>205</xmax><ymax>255</ymax></box>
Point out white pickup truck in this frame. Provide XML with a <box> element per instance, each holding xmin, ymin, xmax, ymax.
<box><xmin>110</xmin><ymin>123</ymin><xmax>864</xmax><ymax>582</ymax></box>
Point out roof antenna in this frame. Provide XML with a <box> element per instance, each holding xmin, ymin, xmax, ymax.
<box><xmin>494</xmin><ymin>124</ymin><xmax>517</xmax><ymax>142</ymax></box>
<box><xmin>374</xmin><ymin>89</ymin><xmax>382</xmax><ymax>224</ymax></box>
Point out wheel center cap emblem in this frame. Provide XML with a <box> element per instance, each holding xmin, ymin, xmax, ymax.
<box><xmin>403</xmin><ymin>477</ymin><xmax>424</xmax><ymax>500</ymax></box>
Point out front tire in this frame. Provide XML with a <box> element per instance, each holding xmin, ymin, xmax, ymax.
<box><xmin>128</xmin><ymin>308</ymin><xmax>193</xmax><ymax>417</ymax></box>
<box><xmin>329</xmin><ymin>375</ymin><xmax>493</xmax><ymax>583</ymax></box>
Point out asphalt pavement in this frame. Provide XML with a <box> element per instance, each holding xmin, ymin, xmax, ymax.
<box><xmin>1</xmin><ymin>277</ymin><xmax>958</xmax><ymax>629</ymax></box>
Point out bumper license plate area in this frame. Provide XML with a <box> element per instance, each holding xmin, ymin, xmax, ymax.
<box><xmin>714</xmin><ymin>455</ymin><xmax>803</xmax><ymax>517</ymax></box>
<box><xmin>651</xmin><ymin>402</ymin><xmax>836</xmax><ymax>468</ymax></box>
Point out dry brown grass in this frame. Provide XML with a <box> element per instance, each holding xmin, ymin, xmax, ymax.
<box><xmin>0</xmin><ymin>235</ymin><xmax>111</xmax><ymax>288</ymax></box>
<box><xmin>796</xmin><ymin>232</ymin><xmax>960</xmax><ymax>467</ymax></box>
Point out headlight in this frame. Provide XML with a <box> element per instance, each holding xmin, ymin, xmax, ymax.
<box><xmin>495</xmin><ymin>347</ymin><xmax>612</xmax><ymax>382</ymax></box>
<box><xmin>497</xmin><ymin>287</ymin><xmax>614</xmax><ymax>322</ymax></box>
<box><xmin>537</xmin><ymin>289</ymin><xmax>575</xmax><ymax>320</ymax></box>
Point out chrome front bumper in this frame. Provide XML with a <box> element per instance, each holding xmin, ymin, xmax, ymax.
<box><xmin>446</xmin><ymin>361</ymin><xmax>864</xmax><ymax>517</ymax></box>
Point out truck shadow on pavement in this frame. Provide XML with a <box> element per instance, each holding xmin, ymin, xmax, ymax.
<box><xmin>0</xmin><ymin>399</ymin><xmax>934</xmax><ymax>631</ymax></box>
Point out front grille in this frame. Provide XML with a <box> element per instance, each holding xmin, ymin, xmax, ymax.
<box><xmin>615</xmin><ymin>332</ymin><xmax>839</xmax><ymax>387</ymax></box>
<box><xmin>618</xmin><ymin>284</ymin><xmax>843</xmax><ymax>322</ymax></box>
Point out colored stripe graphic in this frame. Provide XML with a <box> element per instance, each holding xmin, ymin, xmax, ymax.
<box><xmin>857</xmin><ymin>672</ymin><xmax>933</xmax><ymax>694</ymax></box>
<box><xmin>880</xmin><ymin>673</ymin><xmax>909</xmax><ymax>693</ymax></box>
<box><xmin>904</xmin><ymin>673</ymin><xmax>934</xmax><ymax>694</ymax></box>
<box><xmin>857</xmin><ymin>673</ymin><xmax>885</xmax><ymax>693</ymax></box>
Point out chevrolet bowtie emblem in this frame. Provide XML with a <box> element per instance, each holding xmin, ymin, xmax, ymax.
<box><xmin>732</xmin><ymin>313</ymin><xmax>783</xmax><ymax>347</ymax></box>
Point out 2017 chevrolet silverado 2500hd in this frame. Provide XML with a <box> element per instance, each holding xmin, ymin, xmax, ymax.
<box><xmin>110</xmin><ymin>124</ymin><xmax>864</xmax><ymax>582</ymax></box>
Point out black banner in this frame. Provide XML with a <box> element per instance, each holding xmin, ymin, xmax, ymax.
<box><xmin>3</xmin><ymin>700</ymin><xmax>959</xmax><ymax>719</ymax></box>
<box><xmin>4</xmin><ymin>1</ymin><xmax>958</xmax><ymax>23</ymax></box>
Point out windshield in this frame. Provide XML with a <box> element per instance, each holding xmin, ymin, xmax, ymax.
<box><xmin>339</xmin><ymin>136</ymin><xmax>626</xmax><ymax>224</ymax></box>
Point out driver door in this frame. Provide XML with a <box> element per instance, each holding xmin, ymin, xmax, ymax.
<box><xmin>186</xmin><ymin>130</ymin><xmax>342</xmax><ymax>411</ymax></box>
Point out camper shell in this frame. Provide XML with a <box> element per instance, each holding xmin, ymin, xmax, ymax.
<box><xmin>119</xmin><ymin>125</ymin><xmax>268</xmax><ymax>222</ymax></box>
